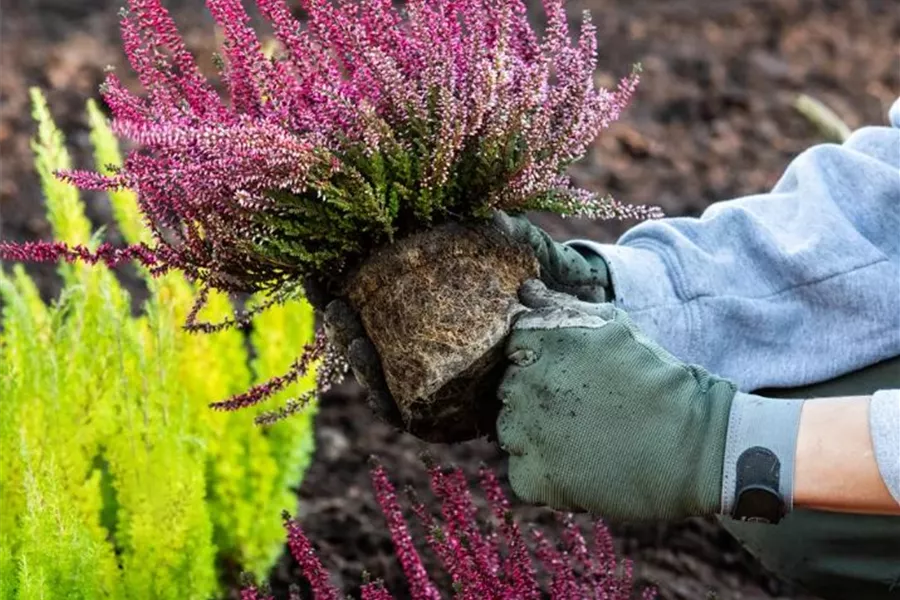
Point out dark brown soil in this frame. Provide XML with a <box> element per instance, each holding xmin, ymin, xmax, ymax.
<box><xmin>2</xmin><ymin>0</ymin><xmax>897</xmax><ymax>598</ymax></box>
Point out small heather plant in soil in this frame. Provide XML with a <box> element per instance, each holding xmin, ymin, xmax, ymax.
<box><xmin>241</xmin><ymin>460</ymin><xmax>657</xmax><ymax>599</ymax></box>
<box><xmin>1</xmin><ymin>0</ymin><xmax>659</xmax><ymax>435</ymax></box>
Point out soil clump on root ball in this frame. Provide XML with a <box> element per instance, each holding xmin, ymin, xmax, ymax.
<box><xmin>345</xmin><ymin>223</ymin><xmax>539</xmax><ymax>443</ymax></box>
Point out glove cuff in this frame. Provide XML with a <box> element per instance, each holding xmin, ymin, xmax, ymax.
<box><xmin>572</xmin><ymin>245</ymin><xmax>614</xmax><ymax>301</ymax></box>
<box><xmin>549</xmin><ymin>242</ymin><xmax>611</xmax><ymax>303</ymax></box>
<box><xmin>564</xmin><ymin>239</ymin><xmax>676</xmax><ymax>310</ymax></box>
<box><xmin>721</xmin><ymin>392</ymin><xmax>805</xmax><ymax>522</ymax></box>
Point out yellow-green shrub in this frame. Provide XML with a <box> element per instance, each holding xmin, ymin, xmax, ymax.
<box><xmin>0</xmin><ymin>89</ymin><xmax>318</xmax><ymax>599</ymax></box>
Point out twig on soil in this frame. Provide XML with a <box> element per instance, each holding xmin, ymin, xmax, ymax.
<box><xmin>793</xmin><ymin>94</ymin><xmax>852</xmax><ymax>143</ymax></box>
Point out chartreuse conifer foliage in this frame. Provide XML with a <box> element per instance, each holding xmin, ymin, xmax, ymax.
<box><xmin>0</xmin><ymin>89</ymin><xmax>319</xmax><ymax>599</ymax></box>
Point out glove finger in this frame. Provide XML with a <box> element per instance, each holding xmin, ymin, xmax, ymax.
<box><xmin>491</xmin><ymin>210</ymin><xmax>530</xmax><ymax>242</ymax></box>
<box><xmin>504</xmin><ymin>326</ymin><xmax>543</xmax><ymax>363</ymax></box>
<box><xmin>518</xmin><ymin>279</ymin><xmax>574</xmax><ymax>308</ymax></box>
<box><xmin>506</xmin><ymin>454</ymin><xmax>548</xmax><ymax>507</ymax></box>
<box><xmin>492</xmin><ymin>211</ymin><xmax>554</xmax><ymax>267</ymax></box>
<box><xmin>492</xmin><ymin>211</ymin><xmax>609</xmax><ymax>303</ymax></box>
<box><xmin>493</xmin><ymin>213</ymin><xmax>592</xmax><ymax>293</ymax></box>
<box><xmin>497</xmin><ymin>405</ymin><xmax>527</xmax><ymax>456</ymax></box>
<box><xmin>519</xmin><ymin>279</ymin><xmax>618</xmax><ymax>321</ymax></box>
<box><xmin>497</xmin><ymin>366</ymin><xmax>525</xmax><ymax>442</ymax></box>
<box><xmin>346</xmin><ymin>337</ymin><xmax>404</xmax><ymax>428</ymax></box>
<box><xmin>544</xmin><ymin>245</ymin><xmax>610</xmax><ymax>300</ymax></box>
<box><xmin>323</xmin><ymin>300</ymin><xmax>366</xmax><ymax>354</ymax></box>
<box><xmin>366</xmin><ymin>388</ymin><xmax>405</xmax><ymax>429</ymax></box>
<box><xmin>347</xmin><ymin>336</ymin><xmax>390</xmax><ymax>397</ymax></box>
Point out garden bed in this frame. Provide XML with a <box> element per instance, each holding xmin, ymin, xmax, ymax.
<box><xmin>2</xmin><ymin>0</ymin><xmax>897</xmax><ymax>597</ymax></box>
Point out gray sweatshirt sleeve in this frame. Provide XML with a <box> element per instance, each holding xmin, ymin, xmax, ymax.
<box><xmin>568</xmin><ymin>97</ymin><xmax>900</xmax><ymax>392</ymax></box>
<box><xmin>568</xmin><ymin>98</ymin><xmax>900</xmax><ymax>507</ymax></box>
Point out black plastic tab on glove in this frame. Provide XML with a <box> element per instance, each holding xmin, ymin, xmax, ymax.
<box><xmin>732</xmin><ymin>446</ymin><xmax>786</xmax><ymax>524</ymax></box>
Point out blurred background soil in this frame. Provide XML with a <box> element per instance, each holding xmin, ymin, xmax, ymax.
<box><xmin>1</xmin><ymin>0</ymin><xmax>897</xmax><ymax>598</ymax></box>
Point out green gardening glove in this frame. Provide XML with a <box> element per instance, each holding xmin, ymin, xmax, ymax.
<box><xmin>497</xmin><ymin>280</ymin><xmax>737</xmax><ymax>521</ymax></box>
<box><xmin>491</xmin><ymin>211</ymin><xmax>612</xmax><ymax>303</ymax></box>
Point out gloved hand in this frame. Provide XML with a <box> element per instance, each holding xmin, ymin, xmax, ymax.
<box><xmin>302</xmin><ymin>277</ymin><xmax>403</xmax><ymax>427</ymax></box>
<box><xmin>491</xmin><ymin>211</ymin><xmax>612</xmax><ymax>303</ymax></box>
<box><xmin>304</xmin><ymin>211</ymin><xmax>612</xmax><ymax>428</ymax></box>
<box><xmin>497</xmin><ymin>279</ymin><xmax>737</xmax><ymax>521</ymax></box>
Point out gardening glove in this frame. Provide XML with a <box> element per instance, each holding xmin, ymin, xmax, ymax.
<box><xmin>302</xmin><ymin>277</ymin><xmax>403</xmax><ymax>428</ymax></box>
<box><xmin>498</xmin><ymin>280</ymin><xmax>804</xmax><ymax>523</ymax></box>
<box><xmin>491</xmin><ymin>211</ymin><xmax>611</xmax><ymax>303</ymax></box>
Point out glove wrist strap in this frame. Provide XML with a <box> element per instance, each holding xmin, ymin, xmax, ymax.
<box><xmin>721</xmin><ymin>393</ymin><xmax>805</xmax><ymax>523</ymax></box>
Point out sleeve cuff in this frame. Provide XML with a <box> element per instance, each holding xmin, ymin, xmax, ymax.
<box><xmin>564</xmin><ymin>239</ymin><xmax>684</xmax><ymax>312</ymax></box>
<box><xmin>721</xmin><ymin>392</ymin><xmax>805</xmax><ymax>517</ymax></box>
<box><xmin>870</xmin><ymin>389</ymin><xmax>900</xmax><ymax>505</ymax></box>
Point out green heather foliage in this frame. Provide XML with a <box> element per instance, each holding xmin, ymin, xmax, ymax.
<box><xmin>0</xmin><ymin>89</ymin><xmax>319</xmax><ymax>599</ymax></box>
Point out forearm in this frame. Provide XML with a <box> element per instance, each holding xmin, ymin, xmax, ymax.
<box><xmin>794</xmin><ymin>395</ymin><xmax>899</xmax><ymax>515</ymax></box>
<box><xmin>720</xmin><ymin>390</ymin><xmax>899</xmax><ymax>520</ymax></box>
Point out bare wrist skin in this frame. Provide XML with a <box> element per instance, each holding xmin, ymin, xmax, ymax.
<box><xmin>794</xmin><ymin>396</ymin><xmax>899</xmax><ymax>515</ymax></box>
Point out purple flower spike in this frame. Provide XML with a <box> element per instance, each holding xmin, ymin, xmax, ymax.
<box><xmin>252</xmin><ymin>462</ymin><xmax>655</xmax><ymax>599</ymax></box>
<box><xmin>282</xmin><ymin>512</ymin><xmax>341</xmax><ymax>600</ymax></box>
<box><xmin>371</xmin><ymin>461</ymin><xmax>442</xmax><ymax>600</ymax></box>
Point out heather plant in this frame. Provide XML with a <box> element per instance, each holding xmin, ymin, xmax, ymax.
<box><xmin>0</xmin><ymin>90</ymin><xmax>319</xmax><ymax>599</ymax></box>
<box><xmin>0</xmin><ymin>0</ymin><xmax>658</xmax><ymax>422</ymax></box>
<box><xmin>242</xmin><ymin>461</ymin><xmax>657</xmax><ymax>599</ymax></box>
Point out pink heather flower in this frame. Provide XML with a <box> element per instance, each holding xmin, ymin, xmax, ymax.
<box><xmin>361</xmin><ymin>581</ymin><xmax>396</xmax><ymax>600</ymax></box>
<box><xmin>264</xmin><ymin>461</ymin><xmax>655</xmax><ymax>599</ymax></box>
<box><xmin>478</xmin><ymin>465</ymin><xmax>540</xmax><ymax>598</ymax></box>
<box><xmin>2</xmin><ymin>0</ymin><xmax>661</xmax><ymax>414</ymax></box>
<box><xmin>239</xmin><ymin>583</ymin><xmax>272</xmax><ymax>600</ymax></box>
<box><xmin>208</xmin><ymin>330</ymin><xmax>329</xmax><ymax>412</ymax></box>
<box><xmin>4</xmin><ymin>0</ymin><xmax>657</xmax><ymax>285</ymax></box>
<box><xmin>281</xmin><ymin>511</ymin><xmax>342</xmax><ymax>600</ymax></box>
<box><xmin>371</xmin><ymin>461</ymin><xmax>442</xmax><ymax>600</ymax></box>
<box><xmin>425</xmin><ymin>462</ymin><xmax>502</xmax><ymax>595</ymax></box>
<box><xmin>238</xmin><ymin>573</ymin><xmax>274</xmax><ymax>600</ymax></box>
